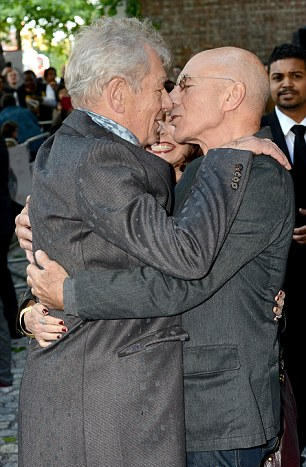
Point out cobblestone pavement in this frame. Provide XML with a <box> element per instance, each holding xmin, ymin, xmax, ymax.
<box><xmin>2</xmin><ymin>240</ymin><xmax>306</xmax><ymax>467</ymax></box>
<box><xmin>0</xmin><ymin>237</ymin><xmax>28</xmax><ymax>467</ymax></box>
<box><xmin>0</xmin><ymin>337</ymin><xmax>28</xmax><ymax>467</ymax></box>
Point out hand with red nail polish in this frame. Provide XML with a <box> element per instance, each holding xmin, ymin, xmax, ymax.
<box><xmin>23</xmin><ymin>303</ymin><xmax>69</xmax><ymax>348</ymax></box>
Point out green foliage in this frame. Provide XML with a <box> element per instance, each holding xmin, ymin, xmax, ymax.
<box><xmin>0</xmin><ymin>0</ymin><xmax>142</xmax><ymax>70</ymax></box>
<box><xmin>126</xmin><ymin>0</ymin><xmax>141</xmax><ymax>17</ymax></box>
<box><xmin>2</xmin><ymin>437</ymin><xmax>18</xmax><ymax>443</ymax></box>
<box><xmin>0</xmin><ymin>0</ymin><xmax>102</xmax><ymax>44</ymax></box>
<box><xmin>11</xmin><ymin>346</ymin><xmax>27</xmax><ymax>353</ymax></box>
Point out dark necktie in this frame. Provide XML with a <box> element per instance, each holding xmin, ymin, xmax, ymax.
<box><xmin>290</xmin><ymin>125</ymin><xmax>306</xmax><ymax>226</ymax></box>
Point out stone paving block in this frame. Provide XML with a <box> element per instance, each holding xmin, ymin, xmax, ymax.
<box><xmin>1</xmin><ymin>237</ymin><xmax>28</xmax><ymax>466</ymax></box>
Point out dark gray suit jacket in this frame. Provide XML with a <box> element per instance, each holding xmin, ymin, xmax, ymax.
<box><xmin>19</xmin><ymin>110</ymin><xmax>252</xmax><ymax>467</ymax></box>
<box><xmin>63</xmin><ymin>128</ymin><xmax>295</xmax><ymax>452</ymax></box>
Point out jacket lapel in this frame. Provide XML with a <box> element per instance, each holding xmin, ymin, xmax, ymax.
<box><xmin>261</xmin><ymin>110</ymin><xmax>290</xmax><ymax>158</ymax></box>
<box><xmin>63</xmin><ymin>109</ymin><xmax>173</xmax><ymax>210</ymax></box>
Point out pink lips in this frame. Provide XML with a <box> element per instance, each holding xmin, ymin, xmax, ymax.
<box><xmin>148</xmin><ymin>142</ymin><xmax>176</xmax><ymax>154</ymax></box>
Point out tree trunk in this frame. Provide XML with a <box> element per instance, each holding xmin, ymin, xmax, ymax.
<box><xmin>0</xmin><ymin>43</ymin><xmax>6</xmax><ymax>72</ymax></box>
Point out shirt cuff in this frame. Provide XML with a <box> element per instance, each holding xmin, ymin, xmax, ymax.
<box><xmin>63</xmin><ymin>277</ymin><xmax>79</xmax><ymax>317</ymax></box>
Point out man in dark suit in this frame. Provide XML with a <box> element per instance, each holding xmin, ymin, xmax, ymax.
<box><xmin>19</xmin><ymin>46</ymin><xmax>294</xmax><ymax>467</ymax></box>
<box><xmin>0</xmin><ymin>134</ymin><xmax>15</xmax><ymax>387</ymax></box>
<box><xmin>261</xmin><ymin>43</ymin><xmax>306</xmax><ymax>463</ymax></box>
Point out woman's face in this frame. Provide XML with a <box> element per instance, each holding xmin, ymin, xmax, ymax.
<box><xmin>7</xmin><ymin>70</ymin><xmax>20</xmax><ymax>87</ymax></box>
<box><xmin>147</xmin><ymin>110</ymin><xmax>193</xmax><ymax>169</ymax></box>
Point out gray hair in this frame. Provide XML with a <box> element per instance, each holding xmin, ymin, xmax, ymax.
<box><xmin>65</xmin><ymin>17</ymin><xmax>172</xmax><ymax>108</ymax></box>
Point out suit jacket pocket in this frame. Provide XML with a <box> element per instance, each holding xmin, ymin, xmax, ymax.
<box><xmin>118</xmin><ymin>325</ymin><xmax>189</xmax><ymax>357</ymax></box>
<box><xmin>184</xmin><ymin>344</ymin><xmax>240</xmax><ymax>375</ymax></box>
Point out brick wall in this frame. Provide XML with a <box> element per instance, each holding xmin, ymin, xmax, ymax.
<box><xmin>140</xmin><ymin>0</ymin><xmax>306</xmax><ymax>74</ymax></box>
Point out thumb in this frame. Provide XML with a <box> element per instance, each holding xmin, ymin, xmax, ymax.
<box><xmin>299</xmin><ymin>208</ymin><xmax>306</xmax><ymax>216</ymax></box>
<box><xmin>34</xmin><ymin>250</ymin><xmax>52</xmax><ymax>269</ymax></box>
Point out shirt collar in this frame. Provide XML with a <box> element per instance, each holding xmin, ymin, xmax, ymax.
<box><xmin>79</xmin><ymin>108</ymin><xmax>140</xmax><ymax>146</ymax></box>
<box><xmin>275</xmin><ymin>106</ymin><xmax>306</xmax><ymax>136</ymax></box>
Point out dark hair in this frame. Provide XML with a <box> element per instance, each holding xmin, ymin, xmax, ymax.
<box><xmin>164</xmin><ymin>79</ymin><xmax>175</xmax><ymax>92</ymax></box>
<box><xmin>44</xmin><ymin>67</ymin><xmax>57</xmax><ymax>80</ymax></box>
<box><xmin>23</xmin><ymin>69</ymin><xmax>37</xmax><ymax>79</ymax></box>
<box><xmin>267</xmin><ymin>43</ymin><xmax>306</xmax><ymax>73</ymax></box>
<box><xmin>1</xmin><ymin>93</ymin><xmax>16</xmax><ymax>108</ymax></box>
<box><xmin>1</xmin><ymin>120</ymin><xmax>18</xmax><ymax>138</ymax></box>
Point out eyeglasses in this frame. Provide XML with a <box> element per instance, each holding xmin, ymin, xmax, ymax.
<box><xmin>176</xmin><ymin>74</ymin><xmax>235</xmax><ymax>91</ymax></box>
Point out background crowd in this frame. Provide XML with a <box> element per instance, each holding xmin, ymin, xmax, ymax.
<box><xmin>0</xmin><ymin>63</ymin><xmax>73</xmax><ymax>155</ymax></box>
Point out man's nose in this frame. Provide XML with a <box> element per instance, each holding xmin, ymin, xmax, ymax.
<box><xmin>169</xmin><ymin>85</ymin><xmax>180</xmax><ymax>105</ymax></box>
<box><xmin>161</xmin><ymin>88</ymin><xmax>173</xmax><ymax>111</ymax></box>
<box><xmin>281</xmin><ymin>76</ymin><xmax>294</xmax><ymax>87</ymax></box>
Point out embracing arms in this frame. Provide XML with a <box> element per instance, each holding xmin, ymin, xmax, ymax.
<box><xmin>18</xmin><ymin>155</ymin><xmax>292</xmax><ymax>345</ymax></box>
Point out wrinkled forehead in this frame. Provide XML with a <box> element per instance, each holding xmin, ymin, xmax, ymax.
<box><xmin>181</xmin><ymin>51</ymin><xmax>225</xmax><ymax>77</ymax></box>
<box><xmin>145</xmin><ymin>47</ymin><xmax>168</xmax><ymax>85</ymax></box>
<box><xmin>181</xmin><ymin>53</ymin><xmax>205</xmax><ymax>76</ymax></box>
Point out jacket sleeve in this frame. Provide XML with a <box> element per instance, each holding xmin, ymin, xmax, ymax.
<box><xmin>65</xmin><ymin>157</ymin><xmax>295</xmax><ymax>319</ymax></box>
<box><xmin>77</xmin><ymin>144</ymin><xmax>252</xmax><ymax>279</ymax></box>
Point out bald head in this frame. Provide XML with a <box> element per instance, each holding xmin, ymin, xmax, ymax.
<box><xmin>189</xmin><ymin>47</ymin><xmax>270</xmax><ymax>115</ymax></box>
<box><xmin>170</xmin><ymin>46</ymin><xmax>270</xmax><ymax>150</ymax></box>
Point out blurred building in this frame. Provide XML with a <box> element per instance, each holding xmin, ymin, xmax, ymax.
<box><xmin>140</xmin><ymin>0</ymin><xmax>306</xmax><ymax>72</ymax></box>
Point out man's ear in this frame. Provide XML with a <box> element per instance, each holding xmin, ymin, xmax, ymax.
<box><xmin>106</xmin><ymin>77</ymin><xmax>128</xmax><ymax>114</ymax></box>
<box><xmin>224</xmin><ymin>81</ymin><xmax>246</xmax><ymax>111</ymax></box>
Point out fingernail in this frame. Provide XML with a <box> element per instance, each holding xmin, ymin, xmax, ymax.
<box><xmin>59</xmin><ymin>320</ymin><xmax>64</xmax><ymax>325</ymax></box>
<box><xmin>42</xmin><ymin>309</ymin><xmax>49</xmax><ymax>314</ymax></box>
<box><xmin>57</xmin><ymin>335</ymin><xmax>62</xmax><ymax>339</ymax></box>
<box><xmin>62</xmin><ymin>327</ymin><xmax>68</xmax><ymax>332</ymax></box>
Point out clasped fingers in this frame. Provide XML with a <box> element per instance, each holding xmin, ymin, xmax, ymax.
<box><xmin>24</xmin><ymin>303</ymin><xmax>68</xmax><ymax>347</ymax></box>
